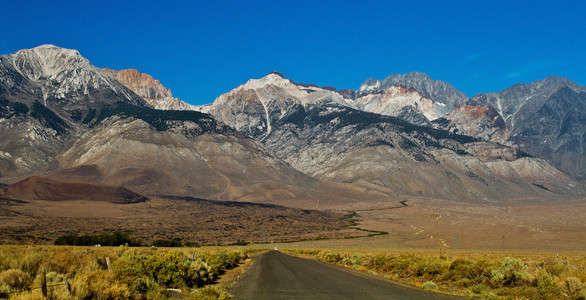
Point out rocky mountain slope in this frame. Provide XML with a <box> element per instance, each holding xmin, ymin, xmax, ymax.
<box><xmin>348</xmin><ymin>73</ymin><xmax>585</xmax><ymax>180</ymax></box>
<box><xmin>0</xmin><ymin>45</ymin><xmax>582</xmax><ymax>208</ymax></box>
<box><xmin>355</xmin><ymin>72</ymin><xmax>468</xmax><ymax>119</ymax></box>
<box><xmin>445</xmin><ymin>102</ymin><xmax>509</xmax><ymax>144</ymax></box>
<box><xmin>354</xmin><ymin>85</ymin><xmax>438</xmax><ymax>127</ymax></box>
<box><xmin>0</xmin><ymin>46</ymin><xmax>380</xmax><ymax>207</ymax></box>
<box><xmin>469</xmin><ymin>77</ymin><xmax>586</xmax><ymax>179</ymax></box>
<box><xmin>0</xmin><ymin>45</ymin><xmax>148</xmax><ymax>177</ymax></box>
<box><xmin>205</xmin><ymin>73</ymin><xmax>579</xmax><ymax>201</ymax></box>
<box><xmin>103</xmin><ymin>68</ymin><xmax>197</xmax><ymax>111</ymax></box>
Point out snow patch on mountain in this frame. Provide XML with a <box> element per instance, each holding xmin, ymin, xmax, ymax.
<box><xmin>222</xmin><ymin>73</ymin><xmax>349</xmax><ymax>107</ymax></box>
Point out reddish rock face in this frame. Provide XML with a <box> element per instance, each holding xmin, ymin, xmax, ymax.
<box><xmin>103</xmin><ymin>68</ymin><xmax>194</xmax><ymax>110</ymax></box>
<box><xmin>104</xmin><ymin>68</ymin><xmax>172</xmax><ymax>100</ymax></box>
<box><xmin>447</xmin><ymin>103</ymin><xmax>508</xmax><ymax>143</ymax></box>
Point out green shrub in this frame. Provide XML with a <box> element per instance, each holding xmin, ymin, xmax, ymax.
<box><xmin>535</xmin><ymin>267</ymin><xmax>560</xmax><ymax>299</ymax></box>
<box><xmin>478</xmin><ymin>292</ymin><xmax>502</xmax><ymax>300</ymax></box>
<box><xmin>543</xmin><ymin>257</ymin><xmax>569</xmax><ymax>277</ymax></box>
<box><xmin>448</xmin><ymin>258</ymin><xmax>475</xmax><ymax>279</ymax></box>
<box><xmin>490</xmin><ymin>257</ymin><xmax>532</xmax><ymax>287</ymax></box>
<box><xmin>389</xmin><ymin>254</ymin><xmax>416</xmax><ymax>275</ymax></box>
<box><xmin>422</xmin><ymin>281</ymin><xmax>438</xmax><ymax>290</ymax></box>
<box><xmin>317</xmin><ymin>251</ymin><xmax>342</xmax><ymax>263</ymax></box>
<box><xmin>33</xmin><ymin>271</ymin><xmax>65</xmax><ymax>287</ymax></box>
<box><xmin>455</xmin><ymin>277</ymin><xmax>472</xmax><ymax>288</ymax></box>
<box><xmin>414</xmin><ymin>257</ymin><xmax>449</xmax><ymax>277</ymax></box>
<box><xmin>0</xmin><ymin>256</ymin><xmax>10</xmax><ymax>273</ymax></box>
<box><xmin>17</xmin><ymin>254</ymin><xmax>43</xmax><ymax>277</ymax></box>
<box><xmin>562</xmin><ymin>277</ymin><xmax>583</xmax><ymax>299</ymax></box>
<box><xmin>113</xmin><ymin>251</ymin><xmax>151</xmax><ymax>294</ymax></box>
<box><xmin>184</xmin><ymin>259</ymin><xmax>214</xmax><ymax>287</ymax></box>
<box><xmin>143</xmin><ymin>251</ymin><xmax>187</xmax><ymax>288</ymax></box>
<box><xmin>341</xmin><ymin>254</ymin><xmax>365</xmax><ymax>268</ymax></box>
<box><xmin>0</xmin><ymin>269</ymin><xmax>33</xmax><ymax>291</ymax></box>
<box><xmin>54</xmin><ymin>231</ymin><xmax>140</xmax><ymax>246</ymax></box>
<box><xmin>369</xmin><ymin>254</ymin><xmax>389</xmax><ymax>270</ymax></box>
<box><xmin>113</xmin><ymin>248</ymin><xmax>246</xmax><ymax>295</ymax></box>
<box><xmin>471</xmin><ymin>259</ymin><xmax>497</xmax><ymax>284</ymax></box>
<box><xmin>153</xmin><ymin>238</ymin><xmax>183</xmax><ymax>247</ymax></box>
<box><xmin>467</xmin><ymin>283</ymin><xmax>490</xmax><ymax>295</ymax></box>
<box><xmin>131</xmin><ymin>276</ymin><xmax>161</xmax><ymax>297</ymax></box>
<box><xmin>0</xmin><ymin>283</ymin><xmax>10</xmax><ymax>298</ymax></box>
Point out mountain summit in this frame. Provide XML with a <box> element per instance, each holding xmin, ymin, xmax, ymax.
<box><xmin>467</xmin><ymin>76</ymin><xmax>586</xmax><ymax>178</ymax></box>
<box><xmin>204</xmin><ymin>73</ymin><xmax>578</xmax><ymax>201</ymax></box>
<box><xmin>357</xmin><ymin>72</ymin><xmax>468</xmax><ymax>109</ymax></box>
<box><xmin>0</xmin><ymin>46</ymin><xmax>583</xmax><ymax>206</ymax></box>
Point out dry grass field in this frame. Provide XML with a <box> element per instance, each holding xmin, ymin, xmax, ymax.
<box><xmin>0</xmin><ymin>245</ymin><xmax>255</xmax><ymax>299</ymax></box>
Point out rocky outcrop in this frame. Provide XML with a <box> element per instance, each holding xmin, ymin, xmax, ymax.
<box><xmin>357</xmin><ymin>72</ymin><xmax>468</xmax><ymax>110</ymax></box>
<box><xmin>354</xmin><ymin>85</ymin><xmax>437</xmax><ymax>126</ymax></box>
<box><xmin>446</xmin><ymin>103</ymin><xmax>509</xmax><ymax>144</ymax></box>
<box><xmin>0</xmin><ymin>45</ymin><xmax>146</xmax><ymax>113</ymax></box>
<box><xmin>103</xmin><ymin>68</ymin><xmax>197</xmax><ymax>111</ymax></box>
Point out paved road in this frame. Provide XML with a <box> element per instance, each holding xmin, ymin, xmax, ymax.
<box><xmin>229</xmin><ymin>251</ymin><xmax>463</xmax><ymax>299</ymax></box>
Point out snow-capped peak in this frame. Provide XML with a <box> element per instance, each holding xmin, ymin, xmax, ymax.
<box><xmin>219</xmin><ymin>72</ymin><xmax>351</xmax><ymax>107</ymax></box>
<box><xmin>2</xmin><ymin>44</ymin><xmax>145</xmax><ymax>106</ymax></box>
<box><xmin>242</xmin><ymin>72</ymin><xmax>297</xmax><ymax>90</ymax></box>
<box><xmin>12</xmin><ymin>44</ymin><xmax>89</xmax><ymax>80</ymax></box>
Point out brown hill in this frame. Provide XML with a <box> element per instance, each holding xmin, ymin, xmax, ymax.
<box><xmin>0</xmin><ymin>176</ymin><xmax>147</xmax><ymax>204</ymax></box>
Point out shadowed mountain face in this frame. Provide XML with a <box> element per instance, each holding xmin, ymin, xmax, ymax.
<box><xmin>469</xmin><ymin>77</ymin><xmax>586</xmax><ymax>179</ymax></box>
<box><xmin>350</xmin><ymin>74</ymin><xmax>586</xmax><ymax>180</ymax></box>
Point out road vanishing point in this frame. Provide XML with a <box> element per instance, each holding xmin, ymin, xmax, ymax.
<box><xmin>229</xmin><ymin>250</ymin><xmax>464</xmax><ymax>299</ymax></box>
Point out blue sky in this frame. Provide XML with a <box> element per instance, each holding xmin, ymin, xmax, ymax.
<box><xmin>2</xmin><ymin>0</ymin><xmax>585</xmax><ymax>105</ymax></box>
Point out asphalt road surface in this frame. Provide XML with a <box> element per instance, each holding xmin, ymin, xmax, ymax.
<box><xmin>229</xmin><ymin>250</ymin><xmax>464</xmax><ymax>299</ymax></box>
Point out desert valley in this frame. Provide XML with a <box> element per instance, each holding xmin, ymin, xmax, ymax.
<box><xmin>0</xmin><ymin>44</ymin><xmax>584</xmax><ymax>299</ymax></box>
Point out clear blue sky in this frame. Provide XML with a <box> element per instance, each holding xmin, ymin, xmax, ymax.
<box><xmin>2</xmin><ymin>0</ymin><xmax>585</xmax><ymax>105</ymax></box>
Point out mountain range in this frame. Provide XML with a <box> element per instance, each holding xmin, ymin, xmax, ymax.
<box><xmin>0</xmin><ymin>45</ymin><xmax>583</xmax><ymax>208</ymax></box>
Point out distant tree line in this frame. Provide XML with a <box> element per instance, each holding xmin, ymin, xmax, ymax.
<box><xmin>54</xmin><ymin>231</ymin><xmax>141</xmax><ymax>246</ymax></box>
<box><xmin>54</xmin><ymin>232</ymin><xmax>201</xmax><ymax>247</ymax></box>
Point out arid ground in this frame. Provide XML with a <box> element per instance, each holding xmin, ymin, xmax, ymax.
<box><xmin>0</xmin><ymin>196</ymin><xmax>363</xmax><ymax>245</ymax></box>
<box><xmin>263</xmin><ymin>196</ymin><xmax>586</xmax><ymax>252</ymax></box>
